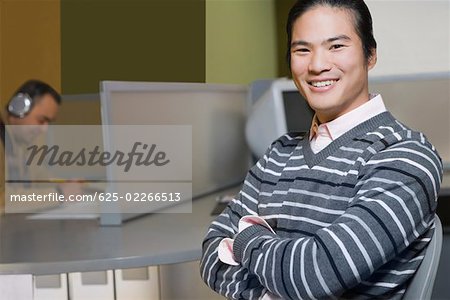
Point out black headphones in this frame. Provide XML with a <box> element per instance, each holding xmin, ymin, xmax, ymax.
<box><xmin>7</xmin><ymin>92</ymin><xmax>34</xmax><ymax>118</ymax></box>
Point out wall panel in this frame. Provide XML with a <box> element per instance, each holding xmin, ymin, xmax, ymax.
<box><xmin>206</xmin><ymin>0</ymin><xmax>277</xmax><ymax>84</ymax></box>
<box><xmin>60</xmin><ymin>0</ymin><xmax>205</xmax><ymax>94</ymax></box>
<box><xmin>0</xmin><ymin>0</ymin><xmax>61</xmax><ymax>106</ymax></box>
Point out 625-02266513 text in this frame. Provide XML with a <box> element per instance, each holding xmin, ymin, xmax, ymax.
<box><xmin>95</xmin><ymin>192</ymin><xmax>182</xmax><ymax>202</ymax></box>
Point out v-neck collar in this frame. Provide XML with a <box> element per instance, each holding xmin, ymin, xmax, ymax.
<box><xmin>301</xmin><ymin>112</ymin><xmax>394</xmax><ymax>168</ymax></box>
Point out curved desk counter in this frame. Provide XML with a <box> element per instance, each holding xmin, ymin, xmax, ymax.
<box><xmin>0</xmin><ymin>188</ymin><xmax>236</xmax><ymax>276</ymax></box>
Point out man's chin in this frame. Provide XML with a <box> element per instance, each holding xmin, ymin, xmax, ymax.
<box><xmin>16</xmin><ymin>135</ymin><xmax>37</xmax><ymax>146</ymax></box>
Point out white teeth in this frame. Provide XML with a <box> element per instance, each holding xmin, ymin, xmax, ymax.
<box><xmin>311</xmin><ymin>80</ymin><xmax>336</xmax><ymax>87</ymax></box>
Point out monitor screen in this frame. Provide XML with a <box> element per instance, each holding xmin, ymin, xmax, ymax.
<box><xmin>282</xmin><ymin>90</ymin><xmax>314</xmax><ymax>133</ymax></box>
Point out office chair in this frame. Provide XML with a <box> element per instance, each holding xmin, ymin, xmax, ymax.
<box><xmin>403</xmin><ymin>215</ymin><xmax>443</xmax><ymax>300</ymax></box>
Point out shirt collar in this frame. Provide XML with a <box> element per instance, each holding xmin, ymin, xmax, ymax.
<box><xmin>309</xmin><ymin>94</ymin><xmax>387</xmax><ymax>141</ymax></box>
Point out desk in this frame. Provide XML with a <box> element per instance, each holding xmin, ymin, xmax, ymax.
<box><xmin>0</xmin><ymin>188</ymin><xmax>237</xmax><ymax>299</ymax></box>
<box><xmin>1</xmin><ymin>173</ymin><xmax>449</xmax><ymax>298</ymax></box>
<box><xmin>0</xmin><ymin>188</ymin><xmax>237</xmax><ymax>276</ymax></box>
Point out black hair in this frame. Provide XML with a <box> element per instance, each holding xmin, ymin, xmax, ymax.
<box><xmin>286</xmin><ymin>0</ymin><xmax>377</xmax><ymax>67</ymax></box>
<box><xmin>12</xmin><ymin>79</ymin><xmax>61</xmax><ymax>105</ymax></box>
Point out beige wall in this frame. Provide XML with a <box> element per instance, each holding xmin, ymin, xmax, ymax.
<box><xmin>206</xmin><ymin>0</ymin><xmax>278</xmax><ymax>84</ymax></box>
<box><xmin>366</xmin><ymin>0</ymin><xmax>450</xmax><ymax>76</ymax></box>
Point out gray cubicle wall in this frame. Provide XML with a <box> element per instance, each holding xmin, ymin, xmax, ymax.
<box><xmin>49</xmin><ymin>94</ymin><xmax>105</xmax><ymax>180</ymax></box>
<box><xmin>100</xmin><ymin>81</ymin><xmax>250</xmax><ymax>223</ymax></box>
<box><xmin>369</xmin><ymin>73</ymin><xmax>450</xmax><ymax>166</ymax></box>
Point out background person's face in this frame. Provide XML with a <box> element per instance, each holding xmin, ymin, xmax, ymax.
<box><xmin>290</xmin><ymin>6</ymin><xmax>376</xmax><ymax>123</ymax></box>
<box><xmin>8</xmin><ymin>93</ymin><xmax>59</xmax><ymax>143</ymax></box>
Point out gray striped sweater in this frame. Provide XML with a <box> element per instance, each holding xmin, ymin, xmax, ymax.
<box><xmin>200</xmin><ymin>112</ymin><xmax>442</xmax><ymax>299</ymax></box>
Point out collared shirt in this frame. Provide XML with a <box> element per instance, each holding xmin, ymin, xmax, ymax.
<box><xmin>309</xmin><ymin>94</ymin><xmax>387</xmax><ymax>153</ymax></box>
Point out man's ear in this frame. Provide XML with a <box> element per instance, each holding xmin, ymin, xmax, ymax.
<box><xmin>368</xmin><ymin>49</ymin><xmax>377</xmax><ymax>70</ymax></box>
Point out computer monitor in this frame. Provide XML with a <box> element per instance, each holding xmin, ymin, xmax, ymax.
<box><xmin>245</xmin><ymin>78</ymin><xmax>314</xmax><ymax>158</ymax></box>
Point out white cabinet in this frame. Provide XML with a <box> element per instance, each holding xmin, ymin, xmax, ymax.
<box><xmin>34</xmin><ymin>274</ymin><xmax>68</xmax><ymax>300</ymax></box>
<box><xmin>0</xmin><ymin>274</ymin><xmax>33</xmax><ymax>300</ymax></box>
<box><xmin>115</xmin><ymin>266</ymin><xmax>160</xmax><ymax>300</ymax></box>
<box><xmin>68</xmin><ymin>271</ymin><xmax>114</xmax><ymax>300</ymax></box>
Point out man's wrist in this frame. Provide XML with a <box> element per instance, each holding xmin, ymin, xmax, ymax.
<box><xmin>233</xmin><ymin>224</ymin><xmax>273</xmax><ymax>263</ymax></box>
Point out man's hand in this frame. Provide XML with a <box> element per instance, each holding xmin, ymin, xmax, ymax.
<box><xmin>57</xmin><ymin>181</ymin><xmax>85</xmax><ymax>198</ymax></box>
<box><xmin>218</xmin><ymin>215</ymin><xmax>277</xmax><ymax>266</ymax></box>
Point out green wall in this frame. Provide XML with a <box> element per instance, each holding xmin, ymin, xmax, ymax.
<box><xmin>275</xmin><ymin>0</ymin><xmax>296</xmax><ymax>78</ymax></box>
<box><xmin>206</xmin><ymin>0</ymin><xmax>278</xmax><ymax>84</ymax></box>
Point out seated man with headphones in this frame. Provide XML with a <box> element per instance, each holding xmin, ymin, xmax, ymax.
<box><xmin>0</xmin><ymin>79</ymin><xmax>83</xmax><ymax>214</ymax></box>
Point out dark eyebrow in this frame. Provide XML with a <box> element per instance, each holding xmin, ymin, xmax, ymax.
<box><xmin>326</xmin><ymin>35</ymin><xmax>351</xmax><ymax>44</ymax></box>
<box><xmin>290</xmin><ymin>40</ymin><xmax>312</xmax><ymax>48</ymax></box>
<box><xmin>40</xmin><ymin>116</ymin><xmax>55</xmax><ymax>123</ymax></box>
<box><xmin>291</xmin><ymin>35</ymin><xmax>352</xmax><ymax>48</ymax></box>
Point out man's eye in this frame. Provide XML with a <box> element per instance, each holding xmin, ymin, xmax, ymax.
<box><xmin>330</xmin><ymin>44</ymin><xmax>345</xmax><ymax>50</ymax></box>
<box><xmin>294</xmin><ymin>48</ymin><xmax>309</xmax><ymax>53</ymax></box>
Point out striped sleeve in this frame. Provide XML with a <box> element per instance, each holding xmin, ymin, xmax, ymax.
<box><xmin>232</xmin><ymin>138</ymin><xmax>442</xmax><ymax>299</ymax></box>
<box><xmin>199</xmin><ymin>137</ymin><xmax>290</xmax><ymax>299</ymax></box>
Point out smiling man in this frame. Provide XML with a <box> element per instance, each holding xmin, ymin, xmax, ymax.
<box><xmin>290</xmin><ymin>9</ymin><xmax>376</xmax><ymax>123</ymax></box>
<box><xmin>200</xmin><ymin>1</ymin><xmax>442</xmax><ymax>299</ymax></box>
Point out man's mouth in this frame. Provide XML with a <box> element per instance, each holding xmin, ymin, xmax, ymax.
<box><xmin>308</xmin><ymin>79</ymin><xmax>338</xmax><ymax>88</ymax></box>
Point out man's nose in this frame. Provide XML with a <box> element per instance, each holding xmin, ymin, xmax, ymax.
<box><xmin>308</xmin><ymin>50</ymin><xmax>332</xmax><ymax>74</ymax></box>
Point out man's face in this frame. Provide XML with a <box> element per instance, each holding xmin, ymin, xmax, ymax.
<box><xmin>290</xmin><ymin>6</ymin><xmax>376</xmax><ymax>123</ymax></box>
<box><xmin>8</xmin><ymin>93</ymin><xmax>59</xmax><ymax>143</ymax></box>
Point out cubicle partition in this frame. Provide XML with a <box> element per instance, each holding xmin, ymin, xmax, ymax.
<box><xmin>369</xmin><ymin>73</ymin><xmax>450</xmax><ymax>166</ymax></box>
<box><xmin>99</xmin><ymin>81</ymin><xmax>250</xmax><ymax>224</ymax></box>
